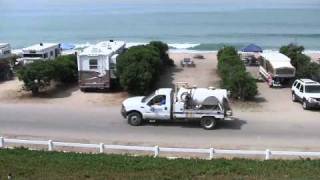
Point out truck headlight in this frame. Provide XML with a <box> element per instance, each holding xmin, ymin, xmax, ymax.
<box><xmin>308</xmin><ymin>98</ymin><xmax>316</xmax><ymax>103</ymax></box>
<box><xmin>121</xmin><ymin>105</ymin><xmax>126</xmax><ymax>117</ymax></box>
<box><xmin>226</xmin><ymin>110</ymin><xmax>233</xmax><ymax>116</ymax></box>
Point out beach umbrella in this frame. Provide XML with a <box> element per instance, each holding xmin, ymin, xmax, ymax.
<box><xmin>241</xmin><ymin>44</ymin><xmax>263</xmax><ymax>53</ymax></box>
<box><xmin>60</xmin><ymin>43</ymin><xmax>75</xmax><ymax>50</ymax></box>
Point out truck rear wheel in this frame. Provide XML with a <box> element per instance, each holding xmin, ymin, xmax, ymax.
<box><xmin>127</xmin><ymin>112</ymin><xmax>143</xmax><ymax>126</ymax></box>
<box><xmin>200</xmin><ymin>117</ymin><xmax>217</xmax><ymax>130</ymax></box>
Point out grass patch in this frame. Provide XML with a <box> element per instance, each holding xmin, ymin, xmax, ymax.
<box><xmin>0</xmin><ymin>148</ymin><xmax>320</xmax><ymax>179</ymax></box>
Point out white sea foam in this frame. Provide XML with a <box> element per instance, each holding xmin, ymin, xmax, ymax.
<box><xmin>125</xmin><ymin>42</ymin><xmax>148</xmax><ymax>48</ymax></box>
<box><xmin>168</xmin><ymin>43</ymin><xmax>200</xmax><ymax>49</ymax></box>
<box><xmin>169</xmin><ymin>49</ymin><xmax>217</xmax><ymax>54</ymax></box>
<box><xmin>125</xmin><ymin>42</ymin><xmax>201</xmax><ymax>50</ymax></box>
<box><xmin>303</xmin><ymin>50</ymin><xmax>320</xmax><ymax>54</ymax></box>
<box><xmin>12</xmin><ymin>41</ymin><xmax>320</xmax><ymax>56</ymax></box>
<box><xmin>74</xmin><ymin>42</ymin><xmax>93</xmax><ymax>49</ymax></box>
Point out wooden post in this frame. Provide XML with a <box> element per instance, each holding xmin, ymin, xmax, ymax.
<box><xmin>209</xmin><ymin>148</ymin><xmax>214</xmax><ymax>160</ymax></box>
<box><xmin>0</xmin><ymin>137</ymin><xmax>4</xmax><ymax>148</ymax></box>
<box><xmin>265</xmin><ymin>149</ymin><xmax>271</xmax><ymax>160</ymax></box>
<box><xmin>154</xmin><ymin>146</ymin><xmax>159</xmax><ymax>158</ymax></box>
<box><xmin>48</xmin><ymin>140</ymin><xmax>53</xmax><ymax>151</ymax></box>
<box><xmin>99</xmin><ymin>143</ymin><xmax>104</xmax><ymax>153</ymax></box>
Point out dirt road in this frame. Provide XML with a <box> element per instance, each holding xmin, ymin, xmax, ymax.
<box><xmin>0</xmin><ymin>52</ymin><xmax>319</xmax><ymax>150</ymax></box>
<box><xmin>0</xmin><ymin>102</ymin><xmax>319</xmax><ymax>151</ymax></box>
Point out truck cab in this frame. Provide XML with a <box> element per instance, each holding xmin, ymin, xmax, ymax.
<box><xmin>122</xmin><ymin>88</ymin><xmax>172</xmax><ymax>121</ymax></box>
<box><xmin>121</xmin><ymin>83</ymin><xmax>232</xmax><ymax>130</ymax></box>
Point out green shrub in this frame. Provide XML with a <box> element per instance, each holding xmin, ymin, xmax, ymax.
<box><xmin>17</xmin><ymin>60</ymin><xmax>56</xmax><ymax>95</ymax></box>
<box><xmin>279</xmin><ymin>43</ymin><xmax>304</xmax><ymax>68</ymax></box>
<box><xmin>117</xmin><ymin>45</ymin><xmax>161</xmax><ymax>95</ymax></box>
<box><xmin>0</xmin><ymin>60</ymin><xmax>12</xmax><ymax>81</ymax></box>
<box><xmin>280</xmin><ymin>43</ymin><xmax>320</xmax><ymax>80</ymax></box>
<box><xmin>17</xmin><ymin>55</ymin><xmax>78</xmax><ymax>95</ymax></box>
<box><xmin>149</xmin><ymin>41</ymin><xmax>174</xmax><ymax>66</ymax></box>
<box><xmin>310</xmin><ymin>62</ymin><xmax>320</xmax><ymax>82</ymax></box>
<box><xmin>217</xmin><ymin>46</ymin><xmax>238</xmax><ymax>60</ymax></box>
<box><xmin>52</xmin><ymin>55</ymin><xmax>78</xmax><ymax>83</ymax></box>
<box><xmin>217</xmin><ymin>46</ymin><xmax>257</xmax><ymax>100</ymax></box>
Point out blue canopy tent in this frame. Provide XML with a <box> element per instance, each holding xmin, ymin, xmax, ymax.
<box><xmin>60</xmin><ymin>43</ymin><xmax>75</xmax><ymax>50</ymax></box>
<box><xmin>241</xmin><ymin>44</ymin><xmax>263</xmax><ymax>53</ymax></box>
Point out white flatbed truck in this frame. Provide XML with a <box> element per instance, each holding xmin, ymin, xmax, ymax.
<box><xmin>121</xmin><ymin>83</ymin><xmax>232</xmax><ymax>129</ymax></box>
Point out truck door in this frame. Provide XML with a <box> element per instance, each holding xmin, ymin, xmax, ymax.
<box><xmin>295</xmin><ymin>83</ymin><xmax>303</xmax><ymax>101</ymax></box>
<box><xmin>144</xmin><ymin>95</ymin><xmax>171</xmax><ymax>120</ymax></box>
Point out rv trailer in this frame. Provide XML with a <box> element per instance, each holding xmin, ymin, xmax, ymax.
<box><xmin>259</xmin><ymin>52</ymin><xmax>295</xmax><ymax>87</ymax></box>
<box><xmin>77</xmin><ymin>40</ymin><xmax>125</xmax><ymax>90</ymax></box>
<box><xmin>0</xmin><ymin>43</ymin><xmax>12</xmax><ymax>60</ymax></box>
<box><xmin>17</xmin><ymin>43</ymin><xmax>61</xmax><ymax>64</ymax></box>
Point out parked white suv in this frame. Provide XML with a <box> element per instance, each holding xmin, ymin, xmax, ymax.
<box><xmin>291</xmin><ymin>79</ymin><xmax>320</xmax><ymax>110</ymax></box>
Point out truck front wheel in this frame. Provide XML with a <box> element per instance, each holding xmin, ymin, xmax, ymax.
<box><xmin>127</xmin><ymin>112</ymin><xmax>143</xmax><ymax>126</ymax></box>
<box><xmin>200</xmin><ymin>117</ymin><xmax>217</xmax><ymax>130</ymax></box>
<box><xmin>302</xmin><ymin>100</ymin><xmax>310</xmax><ymax>110</ymax></box>
<box><xmin>292</xmin><ymin>93</ymin><xmax>297</xmax><ymax>102</ymax></box>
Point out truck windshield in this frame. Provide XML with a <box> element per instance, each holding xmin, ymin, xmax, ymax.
<box><xmin>142</xmin><ymin>92</ymin><xmax>155</xmax><ymax>102</ymax></box>
<box><xmin>305</xmin><ymin>85</ymin><xmax>320</xmax><ymax>93</ymax></box>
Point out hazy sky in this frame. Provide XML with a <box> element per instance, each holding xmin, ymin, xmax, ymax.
<box><xmin>1</xmin><ymin>0</ymin><xmax>320</xmax><ymax>14</ymax></box>
<box><xmin>2</xmin><ymin>0</ymin><xmax>320</xmax><ymax>7</ymax></box>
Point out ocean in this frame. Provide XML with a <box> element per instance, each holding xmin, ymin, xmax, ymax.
<box><xmin>1</xmin><ymin>0</ymin><xmax>320</xmax><ymax>51</ymax></box>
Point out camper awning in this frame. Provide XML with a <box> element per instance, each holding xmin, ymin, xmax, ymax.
<box><xmin>61</xmin><ymin>43</ymin><xmax>75</xmax><ymax>50</ymax></box>
<box><xmin>241</xmin><ymin>44</ymin><xmax>263</xmax><ymax>53</ymax></box>
<box><xmin>272</xmin><ymin>61</ymin><xmax>295</xmax><ymax>69</ymax></box>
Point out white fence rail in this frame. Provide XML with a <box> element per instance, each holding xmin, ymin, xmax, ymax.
<box><xmin>1</xmin><ymin>137</ymin><xmax>320</xmax><ymax>160</ymax></box>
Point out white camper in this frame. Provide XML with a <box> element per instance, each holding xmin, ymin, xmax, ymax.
<box><xmin>77</xmin><ymin>40</ymin><xmax>125</xmax><ymax>90</ymax></box>
<box><xmin>0</xmin><ymin>43</ymin><xmax>12</xmax><ymax>60</ymax></box>
<box><xmin>17</xmin><ymin>43</ymin><xmax>61</xmax><ymax>64</ymax></box>
<box><xmin>259</xmin><ymin>52</ymin><xmax>295</xmax><ymax>87</ymax></box>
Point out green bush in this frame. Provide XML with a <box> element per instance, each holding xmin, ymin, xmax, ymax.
<box><xmin>279</xmin><ymin>43</ymin><xmax>304</xmax><ymax>68</ymax></box>
<box><xmin>280</xmin><ymin>43</ymin><xmax>320</xmax><ymax>80</ymax></box>
<box><xmin>217</xmin><ymin>46</ymin><xmax>257</xmax><ymax>100</ymax></box>
<box><xmin>217</xmin><ymin>46</ymin><xmax>238</xmax><ymax>60</ymax></box>
<box><xmin>149</xmin><ymin>41</ymin><xmax>174</xmax><ymax>66</ymax></box>
<box><xmin>17</xmin><ymin>60</ymin><xmax>56</xmax><ymax>95</ymax></box>
<box><xmin>52</xmin><ymin>55</ymin><xmax>78</xmax><ymax>83</ymax></box>
<box><xmin>0</xmin><ymin>60</ymin><xmax>12</xmax><ymax>81</ymax></box>
<box><xmin>310</xmin><ymin>62</ymin><xmax>320</xmax><ymax>82</ymax></box>
<box><xmin>17</xmin><ymin>55</ymin><xmax>78</xmax><ymax>95</ymax></box>
<box><xmin>117</xmin><ymin>45</ymin><xmax>161</xmax><ymax>95</ymax></box>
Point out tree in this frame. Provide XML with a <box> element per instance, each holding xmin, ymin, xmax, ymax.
<box><xmin>17</xmin><ymin>55</ymin><xmax>78</xmax><ymax>95</ymax></box>
<box><xmin>217</xmin><ymin>46</ymin><xmax>257</xmax><ymax>100</ymax></box>
<box><xmin>217</xmin><ymin>46</ymin><xmax>238</xmax><ymax>60</ymax></box>
<box><xmin>0</xmin><ymin>59</ymin><xmax>12</xmax><ymax>81</ymax></box>
<box><xmin>149</xmin><ymin>41</ymin><xmax>174</xmax><ymax>66</ymax></box>
<box><xmin>52</xmin><ymin>55</ymin><xmax>78</xmax><ymax>83</ymax></box>
<box><xmin>279</xmin><ymin>43</ymin><xmax>304</xmax><ymax>68</ymax></box>
<box><xmin>117</xmin><ymin>45</ymin><xmax>161</xmax><ymax>95</ymax></box>
<box><xmin>17</xmin><ymin>60</ymin><xmax>55</xmax><ymax>95</ymax></box>
<box><xmin>280</xmin><ymin>44</ymin><xmax>320</xmax><ymax>80</ymax></box>
<box><xmin>310</xmin><ymin>62</ymin><xmax>320</xmax><ymax>82</ymax></box>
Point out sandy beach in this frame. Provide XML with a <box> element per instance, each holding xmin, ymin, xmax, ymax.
<box><xmin>1</xmin><ymin>51</ymin><xmax>319</xmax><ymax>109</ymax></box>
<box><xmin>306</xmin><ymin>52</ymin><xmax>320</xmax><ymax>64</ymax></box>
<box><xmin>0</xmin><ymin>52</ymin><xmax>220</xmax><ymax>107</ymax></box>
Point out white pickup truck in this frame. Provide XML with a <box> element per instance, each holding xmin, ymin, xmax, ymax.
<box><xmin>121</xmin><ymin>83</ymin><xmax>232</xmax><ymax>129</ymax></box>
